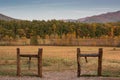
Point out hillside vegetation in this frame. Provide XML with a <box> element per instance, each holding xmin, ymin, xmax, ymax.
<box><xmin>0</xmin><ymin>20</ymin><xmax>120</xmax><ymax>41</ymax></box>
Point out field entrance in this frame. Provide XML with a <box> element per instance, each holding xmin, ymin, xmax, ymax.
<box><xmin>0</xmin><ymin>46</ymin><xmax>120</xmax><ymax>77</ymax></box>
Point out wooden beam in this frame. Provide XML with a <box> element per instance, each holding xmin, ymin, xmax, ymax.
<box><xmin>20</xmin><ymin>54</ymin><xmax>38</xmax><ymax>58</ymax></box>
<box><xmin>98</xmin><ymin>48</ymin><xmax>103</xmax><ymax>76</ymax></box>
<box><xmin>77</xmin><ymin>48</ymin><xmax>81</xmax><ymax>77</ymax></box>
<box><xmin>38</xmin><ymin>48</ymin><xmax>43</xmax><ymax>77</ymax></box>
<box><xmin>17</xmin><ymin>48</ymin><xmax>21</xmax><ymax>76</ymax></box>
<box><xmin>80</xmin><ymin>53</ymin><xmax>98</xmax><ymax>57</ymax></box>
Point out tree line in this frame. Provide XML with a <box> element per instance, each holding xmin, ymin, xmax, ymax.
<box><xmin>0</xmin><ymin>20</ymin><xmax>120</xmax><ymax>41</ymax></box>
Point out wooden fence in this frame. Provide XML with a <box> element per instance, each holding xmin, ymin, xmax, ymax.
<box><xmin>77</xmin><ymin>48</ymin><xmax>103</xmax><ymax>77</ymax></box>
<box><xmin>17</xmin><ymin>48</ymin><xmax>43</xmax><ymax>77</ymax></box>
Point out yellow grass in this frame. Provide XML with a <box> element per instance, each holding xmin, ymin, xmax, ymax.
<box><xmin>0</xmin><ymin>46</ymin><xmax>119</xmax><ymax>59</ymax></box>
<box><xmin>0</xmin><ymin>46</ymin><xmax>120</xmax><ymax>76</ymax></box>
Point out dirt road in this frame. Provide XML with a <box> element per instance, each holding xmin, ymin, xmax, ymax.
<box><xmin>0</xmin><ymin>71</ymin><xmax>119</xmax><ymax>80</ymax></box>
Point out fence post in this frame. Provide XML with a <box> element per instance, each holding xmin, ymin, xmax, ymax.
<box><xmin>17</xmin><ymin>48</ymin><xmax>21</xmax><ymax>76</ymax></box>
<box><xmin>38</xmin><ymin>48</ymin><xmax>43</xmax><ymax>77</ymax></box>
<box><xmin>77</xmin><ymin>48</ymin><xmax>81</xmax><ymax>77</ymax></box>
<box><xmin>28</xmin><ymin>57</ymin><xmax>31</xmax><ymax>70</ymax></box>
<box><xmin>98</xmin><ymin>48</ymin><xmax>103</xmax><ymax>76</ymax></box>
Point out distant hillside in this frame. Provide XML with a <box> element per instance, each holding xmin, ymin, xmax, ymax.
<box><xmin>1</xmin><ymin>11</ymin><xmax>120</xmax><ymax>23</ymax></box>
<box><xmin>78</xmin><ymin>11</ymin><xmax>120</xmax><ymax>23</ymax></box>
<box><xmin>0</xmin><ymin>13</ymin><xmax>15</xmax><ymax>21</ymax></box>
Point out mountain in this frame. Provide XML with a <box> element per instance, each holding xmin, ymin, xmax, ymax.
<box><xmin>1</xmin><ymin>11</ymin><xmax>120</xmax><ymax>23</ymax></box>
<box><xmin>0</xmin><ymin>13</ymin><xmax>15</xmax><ymax>21</ymax></box>
<box><xmin>77</xmin><ymin>11</ymin><xmax>120</xmax><ymax>23</ymax></box>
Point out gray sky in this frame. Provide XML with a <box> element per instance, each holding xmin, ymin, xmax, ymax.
<box><xmin>0</xmin><ymin>0</ymin><xmax>120</xmax><ymax>20</ymax></box>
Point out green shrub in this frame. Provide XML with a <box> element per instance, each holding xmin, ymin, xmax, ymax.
<box><xmin>30</xmin><ymin>36</ymin><xmax>38</xmax><ymax>45</ymax></box>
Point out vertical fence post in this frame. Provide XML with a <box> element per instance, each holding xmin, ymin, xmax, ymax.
<box><xmin>17</xmin><ymin>48</ymin><xmax>21</xmax><ymax>76</ymax></box>
<box><xmin>28</xmin><ymin>57</ymin><xmax>31</xmax><ymax>70</ymax></box>
<box><xmin>77</xmin><ymin>48</ymin><xmax>81</xmax><ymax>77</ymax></box>
<box><xmin>38</xmin><ymin>48</ymin><xmax>43</xmax><ymax>77</ymax></box>
<box><xmin>98</xmin><ymin>48</ymin><xmax>103</xmax><ymax>76</ymax></box>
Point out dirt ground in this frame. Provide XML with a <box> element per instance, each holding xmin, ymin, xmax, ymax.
<box><xmin>0</xmin><ymin>71</ymin><xmax>119</xmax><ymax>80</ymax></box>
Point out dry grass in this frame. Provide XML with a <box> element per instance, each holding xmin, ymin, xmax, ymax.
<box><xmin>0</xmin><ymin>46</ymin><xmax>120</xmax><ymax>77</ymax></box>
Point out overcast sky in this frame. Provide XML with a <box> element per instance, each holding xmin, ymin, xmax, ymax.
<box><xmin>0</xmin><ymin>0</ymin><xmax>120</xmax><ymax>20</ymax></box>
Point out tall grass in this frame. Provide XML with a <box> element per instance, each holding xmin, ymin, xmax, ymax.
<box><xmin>0</xmin><ymin>46</ymin><xmax>120</xmax><ymax>77</ymax></box>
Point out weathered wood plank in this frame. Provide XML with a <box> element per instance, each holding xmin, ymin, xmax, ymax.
<box><xmin>77</xmin><ymin>48</ymin><xmax>81</xmax><ymax>77</ymax></box>
<box><xmin>17</xmin><ymin>48</ymin><xmax>21</xmax><ymax>76</ymax></box>
<box><xmin>38</xmin><ymin>48</ymin><xmax>43</xmax><ymax>77</ymax></box>
<box><xmin>80</xmin><ymin>53</ymin><xmax>99</xmax><ymax>57</ymax></box>
<box><xmin>98</xmin><ymin>48</ymin><xmax>103</xmax><ymax>76</ymax></box>
<box><xmin>20</xmin><ymin>54</ymin><xmax>38</xmax><ymax>58</ymax></box>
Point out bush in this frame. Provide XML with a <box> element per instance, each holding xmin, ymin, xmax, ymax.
<box><xmin>30</xmin><ymin>36</ymin><xmax>38</xmax><ymax>45</ymax></box>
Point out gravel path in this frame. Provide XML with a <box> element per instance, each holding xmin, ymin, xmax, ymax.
<box><xmin>0</xmin><ymin>71</ymin><xmax>119</xmax><ymax>80</ymax></box>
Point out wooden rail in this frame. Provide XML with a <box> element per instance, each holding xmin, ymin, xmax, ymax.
<box><xmin>17</xmin><ymin>48</ymin><xmax>43</xmax><ymax>77</ymax></box>
<box><xmin>80</xmin><ymin>53</ymin><xmax>99</xmax><ymax>57</ymax></box>
<box><xmin>20</xmin><ymin>54</ymin><xmax>38</xmax><ymax>58</ymax></box>
<box><xmin>77</xmin><ymin>48</ymin><xmax>103</xmax><ymax>77</ymax></box>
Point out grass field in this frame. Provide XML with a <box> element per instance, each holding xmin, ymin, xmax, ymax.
<box><xmin>0</xmin><ymin>46</ymin><xmax>120</xmax><ymax>77</ymax></box>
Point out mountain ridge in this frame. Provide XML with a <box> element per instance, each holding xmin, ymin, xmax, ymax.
<box><xmin>77</xmin><ymin>10</ymin><xmax>120</xmax><ymax>23</ymax></box>
<box><xmin>64</xmin><ymin>11</ymin><xmax>120</xmax><ymax>23</ymax></box>
<box><xmin>0</xmin><ymin>13</ymin><xmax>15</xmax><ymax>21</ymax></box>
<box><xmin>0</xmin><ymin>10</ymin><xmax>120</xmax><ymax>23</ymax></box>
